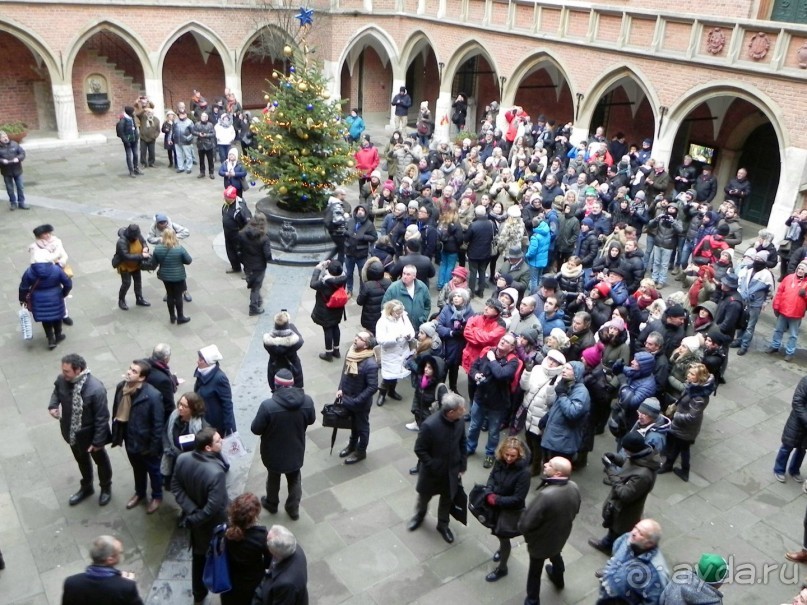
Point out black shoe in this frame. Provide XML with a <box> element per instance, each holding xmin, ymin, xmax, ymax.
<box><xmin>0</xmin><ymin>552</ymin><xmax>4</xmax><ymax>569</ymax></box>
<box><xmin>135</xmin><ymin>298</ymin><xmax>151</xmax><ymax>307</ymax></box>
<box><xmin>69</xmin><ymin>488</ymin><xmax>94</xmax><ymax>506</ymax></box>
<box><xmin>62</xmin><ymin>317</ymin><xmax>74</xmax><ymax>326</ymax></box>
<box><xmin>345</xmin><ymin>450</ymin><xmax>366</xmax><ymax>465</ymax></box>
<box><xmin>48</xmin><ymin>338</ymin><xmax>57</xmax><ymax>350</ymax></box>
<box><xmin>183</xmin><ymin>292</ymin><xmax>192</xmax><ymax>302</ymax></box>
<box><xmin>437</xmin><ymin>526</ymin><xmax>454</xmax><ymax>544</ymax></box>
<box><xmin>658</xmin><ymin>464</ymin><xmax>674</xmax><ymax>474</ymax></box>
<box><xmin>485</xmin><ymin>568</ymin><xmax>508</xmax><ymax>582</ymax></box>
<box><xmin>55</xmin><ymin>333</ymin><xmax>66</xmax><ymax>344</ymax></box>
<box><xmin>260</xmin><ymin>496</ymin><xmax>278</xmax><ymax>514</ymax></box>
<box><xmin>319</xmin><ymin>352</ymin><xmax>333</xmax><ymax>362</ymax></box>
<box><xmin>409</xmin><ymin>465</ymin><xmax>419</xmax><ymax>475</ymax></box>
<box><xmin>737</xmin><ymin>349</ymin><xmax>747</xmax><ymax>356</ymax></box>
<box><xmin>249</xmin><ymin>308</ymin><xmax>265</xmax><ymax>316</ymax></box>
<box><xmin>163</xmin><ymin>295</ymin><xmax>168</xmax><ymax>302</ymax></box>
<box><xmin>99</xmin><ymin>490</ymin><xmax>112</xmax><ymax>507</ymax></box>
<box><xmin>134</xmin><ymin>169</ymin><xmax>144</xmax><ymax>175</ymax></box>
<box><xmin>209</xmin><ymin>174</ymin><xmax>215</xmax><ymax>180</ymax></box>
<box><xmin>729</xmin><ymin>339</ymin><xmax>742</xmax><ymax>348</ymax></box>
<box><xmin>118</xmin><ymin>300</ymin><xmax>129</xmax><ymax>311</ymax></box>
<box><xmin>197</xmin><ymin>173</ymin><xmax>206</xmax><ymax>178</ymax></box>
<box><xmin>492</xmin><ymin>550</ymin><xmax>501</xmax><ymax>562</ymax></box>
<box><xmin>170</xmin><ymin>316</ymin><xmax>177</xmax><ymax>324</ymax></box>
<box><xmin>332</xmin><ymin>348</ymin><xmax>341</xmax><ymax>358</ymax></box>
<box><xmin>226</xmin><ymin>268</ymin><xmax>241</xmax><ymax>274</ymax></box>
<box><xmin>376</xmin><ymin>392</ymin><xmax>386</xmax><ymax>406</ymax></box>
<box><xmin>387</xmin><ymin>390</ymin><xmax>403</xmax><ymax>401</ymax></box>
<box><xmin>673</xmin><ymin>467</ymin><xmax>690</xmax><ymax>482</ymax></box>
<box><xmin>545</xmin><ymin>564</ymin><xmax>565</xmax><ymax>589</ymax></box>
<box><xmin>177</xmin><ymin>316</ymin><xmax>191</xmax><ymax>325</ymax></box>
<box><xmin>285</xmin><ymin>508</ymin><xmax>300</xmax><ymax>521</ymax></box>
<box><xmin>588</xmin><ymin>538</ymin><xmax>612</xmax><ymax>556</ymax></box>
<box><xmin>338</xmin><ymin>446</ymin><xmax>355</xmax><ymax>458</ymax></box>
<box><xmin>407</xmin><ymin>515</ymin><xmax>424</xmax><ymax>531</ymax></box>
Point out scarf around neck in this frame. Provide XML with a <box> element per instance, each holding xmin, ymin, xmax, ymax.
<box><xmin>69</xmin><ymin>369</ymin><xmax>91</xmax><ymax>446</ymax></box>
<box><xmin>344</xmin><ymin>346</ymin><xmax>375</xmax><ymax>375</ymax></box>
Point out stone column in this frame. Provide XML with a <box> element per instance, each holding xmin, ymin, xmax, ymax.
<box><xmin>390</xmin><ymin>78</ymin><xmax>406</xmax><ymax>129</ymax></box>
<box><xmin>570</xmin><ymin>125</ymin><xmax>589</xmax><ymax>147</ymax></box>
<box><xmin>144</xmin><ymin>77</ymin><xmax>164</xmax><ymax>119</ymax></box>
<box><xmin>768</xmin><ymin>147</ymin><xmax>807</xmax><ymax>237</ymax></box>
<box><xmin>52</xmin><ymin>83</ymin><xmax>78</xmax><ymax>140</ymax></box>
<box><xmin>433</xmin><ymin>91</ymin><xmax>452</xmax><ymax>144</ymax></box>
<box><xmin>225</xmin><ymin>72</ymin><xmax>243</xmax><ymax>108</ymax></box>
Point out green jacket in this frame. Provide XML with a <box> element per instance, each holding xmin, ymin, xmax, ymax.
<box><xmin>382</xmin><ymin>278</ymin><xmax>431</xmax><ymax>330</ymax></box>
<box><xmin>154</xmin><ymin>244</ymin><xmax>192</xmax><ymax>282</ymax></box>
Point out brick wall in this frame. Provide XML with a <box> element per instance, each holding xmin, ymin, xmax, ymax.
<box><xmin>161</xmin><ymin>33</ymin><xmax>225</xmax><ymax>113</ymax></box>
<box><xmin>242</xmin><ymin>57</ymin><xmax>286</xmax><ymax>109</ymax></box>
<box><xmin>0</xmin><ymin>32</ymin><xmax>46</xmax><ymax>129</ymax></box>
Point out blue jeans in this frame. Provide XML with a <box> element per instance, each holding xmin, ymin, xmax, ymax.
<box><xmin>344</xmin><ymin>254</ymin><xmax>367</xmax><ymax>294</ymax></box>
<box><xmin>4</xmin><ymin>173</ymin><xmax>24</xmax><ymax>205</ymax></box>
<box><xmin>651</xmin><ymin>247</ymin><xmax>672</xmax><ymax>285</ymax></box>
<box><xmin>176</xmin><ymin>144</ymin><xmax>194</xmax><ymax>171</ymax></box>
<box><xmin>123</xmin><ymin>141</ymin><xmax>139</xmax><ymax>173</ymax></box>
<box><xmin>529</xmin><ymin>265</ymin><xmax>545</xmax><ymax>293</ymax></box>
<box><xmin>466</xmin><ymin>401</ymin><xmax>506</xmax><ymax>456</ymax></box>
<box><xmin>644</xmin><ymin>234</ymin><xmax>656</xmax><ymax>272</ymax></box>
<box><xmin>774</xmin><ymin>445</ymin><xmax>806</xmax><ymax>476</ymax></box>
<box><xmin>738</xmin><ymin>306</ymin><xmax>763</xmax><ymax>351</ymax></box>
<box><xmin>678</xmin><ymin>238</ymin><xmax>694</xmax><ymax>269</ymax></box>
<box><xmin>770</xmin><ymin>315</ymin><xmax>802</xmax><ymax>355</ymax></box>
<box><xmin>437</xmin><ymin>252</ymin><xmax>458</xmax><ymax>289</ymax></box>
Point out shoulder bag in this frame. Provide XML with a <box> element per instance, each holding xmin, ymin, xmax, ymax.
<box><xmin>202</xmin><ymin>523</ymin><xmax>232</xmax><ymax>594</ymax></box>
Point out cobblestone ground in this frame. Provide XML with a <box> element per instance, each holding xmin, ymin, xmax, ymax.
<box><xmin>0</xmin><ymin>119</ymin><xmax>804</xmax><ymax>604</ymax></box>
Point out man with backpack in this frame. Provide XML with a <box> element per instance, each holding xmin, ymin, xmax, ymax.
<box><xmin>116</xmin><ymin>106</ymin><xmax>142</xmax><ymax>178</ymax></box>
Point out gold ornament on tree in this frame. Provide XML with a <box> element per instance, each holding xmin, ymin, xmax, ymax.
<box><xmin>283</xmin><ymin>45</ymin><xmax>293</xmax><ymax>57</ymax></box>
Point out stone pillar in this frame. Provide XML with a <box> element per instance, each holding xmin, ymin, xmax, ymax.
<box><xmin>570</xmin><ymin>125</ymin><xmax>589</xmax><ymax>147</ymax></box>
<box><xmin>144</xmin><ymin>77</ymin><xmax>164</xmax><ymax>119</ymax></box>
<box><xmin>434</xmin><ymin>90</ymin><xmax>452</xmax><ymax>144</ymax></box>
<box><xmin>322</xmin><ymin>59</ymin><xmax>340</xmax><ymax>99</ymax></box>
<box><xmin>52</xmin><ymin>83</ymin><xmax>78</xmax><ymax>140</ymax></box>
<box><xmin>225</xmin><ymin>72</ymin><xmax>243</xmax><ymax>108</ymax></box>
<box><xmin>768</xmin><ymin>147</ymin><xmax>807</xmax><ymax>237</ymax></box>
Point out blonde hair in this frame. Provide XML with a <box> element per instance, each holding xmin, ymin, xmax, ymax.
<box><xmin>383</xmin><ymin>299</ymin><xmax>404</xmax><ymax>317</ymax></box>
<box><xmin>495</xmin><ymin>436</ymin><xmax>528</xmax><ymax>462</ymax></box>
<box><xmin>161</xmin><ymin>228</ymin><xmax>178</xmax><ymax>248</ymax></box>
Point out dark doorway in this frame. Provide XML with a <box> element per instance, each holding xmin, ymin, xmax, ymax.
<box><xmin>737</xmin><ymin>123</ymin><xmax>781</xmax><ymax>224</ymax></box>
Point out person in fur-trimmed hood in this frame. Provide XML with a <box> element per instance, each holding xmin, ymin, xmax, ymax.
<box><xmin>263</xmin><ymin>310</ymin><xmax>304</xmax><ymax>392</ymax></box>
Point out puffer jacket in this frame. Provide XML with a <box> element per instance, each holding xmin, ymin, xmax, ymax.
<box><xmin>356</xmin><ymin>258</ymin><xmax>391</xmax><ymax>333</ymax></box>
<box><xmin>250</xmin><ymin>386</ymin><xmax>316</xmax><ymax>474</ymax></box>
<box><xmin>192</xmin><ymin>119</ymin><xmax>216</xmax><ymax>151</ymax></box>
<box><xmin>0</xmin><ymin>138</ymin><xmax>25</xmax><ymax>176</ymax></box>
<box><xmin>153</xmin><ymin>244</ymin><xmax>191</xmax><ymax>283</ymax></box>
<box><xmin>237</xmin><ymin>225</ymin><xmax>273</xmax><ymax>273</ymax></box>
<box><xmin>574</xmin><ymin>230</ymin><xmax>600</xmax><ymax>268</ymax></box>
<box><xmin>263</xmin><ymin>323</ymin><xmax>304</xmax><ymax>389</ymax></box>
<box><xmin>375</xmin><ymin>312</ymin><xmax>416</xmax><ymax>380</ymax></box>
<box><xmin>461</xmin><ymin>314</ymin><xmax>507</xmax><ymax>373</ymax></box>
<box><xmin>669</xmin><ymin>377</ymin><xmax>714</xmax><ymax>442</ymax></box>
<box><xmin>541</xmin><ymin>361</ymin><xmax>590</xmax><ymax>455</ymax></box>
<box><xmin>485</xmin><ymin>456</ymin><xmax>531</xmax><ymax>536</ymax></box>
<box><xmin>648</xmin><ymin>214</ymin><xmax>683</xmax><ymax>249</ymax></box>
<box><xmin>194</xmin><ymin>363</ymin><xmax>236</xmax><ymax>435</ymax></box>
<box><xmin>436</xmin><ymin>303</ymin><xmax>475</xmax><ymax>366</ymax></box>
<box><xmin>470</xmin><ymin>346</ymin><xmax>522</xmax><ymax>411</ymax></box>
<box><xmin>772</xmin><ymin>272</ymin><xmax>807</xmax><ymax>319</ymax></box>
<box><xmin>525</xmin><ymin>221</ymin><xmax>551</xmax><ymax>269</ymax></box>
<box><xmin>520</xmin><ymin>357</ymin><xmax>564</xmax><ymax>435</ymax></box>
<box><xmin>18</xmin><ymin>262</ymin><xmax>72</xmax><ymax>322</ymax></box>
<box><xmin>667</xmin><ymin>348</ymin><xmax>703</xmax><ymax>399</ymax></box>
<box><xmin>617</xmin><ymin>351</ymin><xmax>657</xmax><ymax>428</ymax></box>
<box><xmin>556</xmin><ymin>210</ymin><xmax>580</xmax><ymax>255</ymax></box>
<box><xmin>310</xmin><ymin>268</ymin><xmax>348</xmax><ymax>328</ymax></box>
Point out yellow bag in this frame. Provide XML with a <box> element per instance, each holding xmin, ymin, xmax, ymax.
<box><xmin>63</xmin><ymin>264</ymin><xmax>74</xmax><ymax>278</ymax></box>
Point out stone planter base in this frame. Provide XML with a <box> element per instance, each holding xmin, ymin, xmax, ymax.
<box><xmin>255</xmin><ymin>196</ymin><xmax>335</xmax><ymax>266</ymax></box>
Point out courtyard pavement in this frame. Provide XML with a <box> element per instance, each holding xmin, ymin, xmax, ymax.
<box><xmin>0</xmin><ymin>117</ymin><xmax>805</xmax><ymax>605</ymax></box>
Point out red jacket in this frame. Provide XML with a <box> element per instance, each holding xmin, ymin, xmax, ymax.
<box><xmin>504</xmin><ymin>109</ymin><xmax>529</xmax><ymax>143</ymax></box>
<box><xmin>461</xmin><ymin>314</ymin><xmax>507</xmax><ymax>373</ymax></box>
<box><xmin>355</xmin><ymin>146</ymin><xmax>380</xmax><ymax>177</ymax></box>
<box><xmin>773</xmin><ymin>273</ymin><xmax>807</xmax><ymax>319</ymax></box>
<box><xmin>692</xmin><ymin>234</ymin><xmax>729</xmax><ymax>264</ymax></box>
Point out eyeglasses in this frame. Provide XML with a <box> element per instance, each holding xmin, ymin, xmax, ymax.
<box><xmin>177</xmin><ymin>401</ymin><xmax>189</xmax><ymax>409</ymax></box>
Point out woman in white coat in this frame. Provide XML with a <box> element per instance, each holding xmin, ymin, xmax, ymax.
<box><xmin>375</xmin><ymin>299</ymin><xmax>415</xmax><ymax>406</ymax></box>
<box><xmin>519</xmin><ymin>349</ymin><xmax>566</xmax><ymax>475</ymax></box>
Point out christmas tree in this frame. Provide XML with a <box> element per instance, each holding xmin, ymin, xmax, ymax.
<box><xmin>245</xmin><ymin>9</ymin><xmax>356</xmax><ymax>213</ymax></box>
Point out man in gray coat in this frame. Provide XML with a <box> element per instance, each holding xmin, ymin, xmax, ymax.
<box><xmin>251</xmin><ymin>369</ymin><xmax>316</xmax><ymax>520</ymax></box>
<box><xmin>408</xmin><ymin>393</ymin><xmax>467</xmax><ymax>544</ymax></box>
<box><xmin>518</xmin><ymin>456</ymin><xmax>581</xmax><ymax>605</ymax></box>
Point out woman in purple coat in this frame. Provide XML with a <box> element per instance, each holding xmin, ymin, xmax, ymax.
<box><xmin>19</xmin><ymin>247</ymin><xmax>72</xmax><ymax>349</ymax></box>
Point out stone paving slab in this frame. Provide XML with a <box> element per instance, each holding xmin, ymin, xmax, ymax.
<box><xmin>0</xmin><ymin>119</ymin><xmax>806</xmax><ymax>604</ymax></box>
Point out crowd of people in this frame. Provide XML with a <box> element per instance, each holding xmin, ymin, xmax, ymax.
<box><xmin>9</xmin><ymin>91</ymin><xmax>807</xmax><ymax>604</ymax></box>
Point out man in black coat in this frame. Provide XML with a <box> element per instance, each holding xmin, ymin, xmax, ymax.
<box><xmin>255</xmin><ymin>525</ymin><xmax>309</xmax><ymax>605</ymax></box>
<box><xmin>694</xmin><ymin>164</ymin><xmax>717</xmax><ymax>204</ymax></box>
<box><xmin>172</xmin><ymin>427</ymin><xmax>229</xmax><ymax>604</ymax></box>
<box><xmin>465</xmin><ymin>205</ymin><xmax>496</xmax><ymax>297</ymax></box>
<box><xmin>49</xmin><ymin>353</ymin><xmax>113</xmax><ymax>507</ymax></box>
<box><xmin>251</xmin><ymin>369</ymin><xmax>316</xmax><ymax>519</ymax></box>
<box><xmin>713</xmin><ymin>273</ymin><xmax>744</xmax><ymax>337</ymax></box>
<box><xmin>221</xmin><ymin>185</ymin><xmax>252</xmax><ymax>274</ymax></box>
<box><xmin>146</xmin><ymin>342</ymin><xmax>177</xmax><ymax>422</ymax></box>
<box><xmin>390</xmin><ymin>239</ymin><xmax>436</xmax><ymax>286</ymax></box>
<box><xmin>62</xmin><ymin>535</ymin><xmax>143</xmax><ymax>605</ymax></box>
<box><xmin>408</xmin><ymin>393</ymin><xmax>468</xmax><ymax>544</ymax></box>
<box><xmin>112</xmin><ymin>359</ymin><xmax>164</xmax><ymax>514</ymax></box>
<box><xmin>336</xmin><ymin>330</ymin><xmax>379</xmax><ymax>464</ymax></box>
<box><xmin>344</xmin><ymin>204</ymin><xmax>378</xmax><ymax>296</ymax></box>
<box><xmin>723</xmin><ymin>167</ymin><xmax>751</xmax><ymax>213</ymax></box>
<box><xmin>238</xmin><ymin>216</ymin><xmax>273</xmax><ymax>316</ymax></box>
<box><xmin>518</xmin><ymin>457</ymin><xmax>581</xmax><ymax>604</ymax></box>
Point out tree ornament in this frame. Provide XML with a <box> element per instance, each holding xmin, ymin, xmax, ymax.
<box><xmin>272</xmin><ymin>71</ymin><xmax>280</xmax><ymax>79</ymax></box>
<box><xmin>264</xmin><ymin>94</ymin><xmax>270</xmax><ymax>101</ymax></box>
<box><xmin>306</xmin><ymin>104</ymin><xmax>314</xmax><ymax>111</ymax></box>
<box><xmin>302</xmin><ymin>133</ymin><xmax>309</xmax><ymax>140</ymax></box>
<box><xmin>278</xmin><ymin>186</ymin><xmax>288</xmax><ymax>195</ymax></box>
<box><xmin>295</xmin><ymin>7</ymin><xmax>314</xmax><ymax>26</ymax></box>
<box><xmin>298</xmin><ymin>82</ymin><xmax>308</xmax><ymax>92</ymax></box>
<box><xmin>302</xmin><ymin>148</ymin><xmax>310</xmax><ymax>156</ymax></box>
<box><xmin>277</xmin><ymin>112</ymin><xmax>284</xmax><ymax>119</ymax></box>
<box><xmin>301</xmin><ymin>194</ymin><xmax>309</xmax><ymax>202</ymax></box>
<box><xmin>283</xmin><ymin>45</ymin><xmax>293</xmax><ymax>57</ymax></box>
<box><xmin>347</xmin><ymin>160</ymin><xmax>354</xmax><ymax>168</ymax></box>
<box><xmin>290</xmin><ymin>66</ymin><xmax>296</xmax><ymax>73</ymax></box>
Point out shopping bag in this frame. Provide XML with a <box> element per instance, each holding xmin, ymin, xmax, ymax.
<box><xmin>221</xmin><ymin>431</ymin><xmax>247</xmax><ymax>460</ymax></box>
<box><xmin>19</xmin><ymin>307</ymin><xmax>33</xmax><ymax>340</ymax></box>
<box><xmin>450</xmin><ymin>482</ymin><xmax>468</xmax><ymax>526</ymax></box>
<box><xmin>202</xmin><ymin>523</ymin><xmax>232</xmax><ymax>594</ymax></box>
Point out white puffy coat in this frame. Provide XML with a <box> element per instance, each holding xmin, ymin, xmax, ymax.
<box><xmin>375</xmin><ymin>312</ymin><xmax>415</xmax><ymax>380</ymax></box>
<box><xmin>520</xmin><ymin>359</ymin><xmax>564</xmax><ymax>436</ymax></box>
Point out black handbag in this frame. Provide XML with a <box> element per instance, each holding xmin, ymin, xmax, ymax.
<box><xmin>494</xmin><ymin>509</ymin><xmax>523</xmax><ymax>539</ymax></box>
<box><xmin>450</xmin><ymin>482</ymin><xmax>468</xmax><ymax>526</ymax></box>
<box><xmin>468</xmin><ymin>484</ymin><xmax>496</xmax><ymax>529</ymax></box>
<box><xmin>321</xmin><ymin>397</ymin><xmax>353</xmax><ymax>454</ymax></box>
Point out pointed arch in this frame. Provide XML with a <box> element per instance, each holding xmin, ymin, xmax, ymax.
<box><xmin>441</xmin><ymin>40</ymin><xmax>499</xmax><ymax>92</ymax></box>
<box><xmin>665</xmin><ymin>81</ymin><xmax>787</xmax><ymax>152</ymax></box>
<box><xmin>158</xmin><ymin>21</ymin><xmax>234</xmax><ymax>75</ymax></box>
<box><xmin>0</xmin><ymin>19</ymin><xmax>61</xmax><ymax>81</ymax></box>
<box><xmin>65</xmin><ymin>19</ymin><xmax>152</xmax><ymax>79</ymax></box>
<box><xmin>580</xmin><ymin>65</ymin><xmax>659</xmax><ymax>131</ymax></box>
<box><xmin>507</xmin><ymin>50</ymin><xmax>574</xmax><ymax>102</ymax></box>
<box><xmin>236</xmin><ymin>24</ymin><xmax>297</xmax><ymax>75</ymax></box>
<box><xmin>400</xmin><ymin>30</ymin><xmax>440</xmax><ymax>71</ymax></box>
<box><xmin>336</xmin><ymin>24</ymin><xmax>398</xmax><ymax>77</ymax></box>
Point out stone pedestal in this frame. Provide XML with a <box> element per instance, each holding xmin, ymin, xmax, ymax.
<box><xmin>255</xmin><ymin>195</ymin><xmax>335</xmax><ymax>265</ymax></box>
